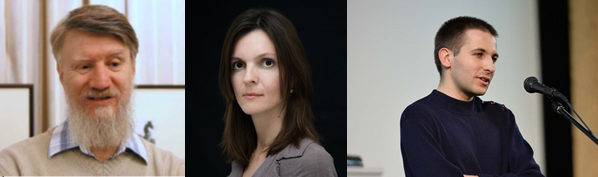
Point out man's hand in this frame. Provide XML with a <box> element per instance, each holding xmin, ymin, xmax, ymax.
<box><xmin>464</xmin><ymin>175</ymin><xmax>478</xmax><ymax>177</ymax></box>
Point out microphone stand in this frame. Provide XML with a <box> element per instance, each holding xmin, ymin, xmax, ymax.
<box><xmin>551</xmin><ymin>100</ymin><xmax>598</xmax><ymax>146</ymax></box>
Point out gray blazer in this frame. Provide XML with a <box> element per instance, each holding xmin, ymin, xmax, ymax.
<box><xmin>228</xmin><ymin>138</ymin><xmax>337</xmax><ymax>177</ymax></box>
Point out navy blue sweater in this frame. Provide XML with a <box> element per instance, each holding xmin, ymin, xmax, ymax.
<box><xmin>400</xmin><ymin>90</ymin><xmax>544</xmax><ymax>177</ymax></box>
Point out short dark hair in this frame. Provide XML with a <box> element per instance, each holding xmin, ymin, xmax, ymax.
<box><xmin>218</xmin><ymin>9</ymin><xmax>321</xmax><ymax>165</ymax></box>
<box><xmin>434</xmin><ymin>16</ymin><xmax>498</xmax><ymax>75</ymax></box>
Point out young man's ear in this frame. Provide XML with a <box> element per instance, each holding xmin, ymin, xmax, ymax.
<box><xmin>438</xmin><ymin>48</ymin><xmax>453</xmax><ymax>70</ymax></box>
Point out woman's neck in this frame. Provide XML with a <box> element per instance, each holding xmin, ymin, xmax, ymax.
<box><xmin>251</xmin><ymin>105</ymin><xmax>285</xmax><ymax>151</ymax></box>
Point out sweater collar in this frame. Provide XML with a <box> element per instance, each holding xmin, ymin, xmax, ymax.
<box><xmin>48</xmin><ymin>119</ymin><xmax>148</xmax><ymax>163</ymax></box>
<box><xmin>429</xmin><ymin>89</ymin><xmax>481</xmax><ymax>115</ymax></box>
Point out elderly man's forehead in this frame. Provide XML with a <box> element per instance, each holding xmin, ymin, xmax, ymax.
<box><xmin>69</xmin><ymin>49</ymin><xmax>127</xmax><ymax>61</ymax></box>
<box><xmin>64</xmin><ymin>29</ymin><xmax>123</xmax><ymax>41</ymax></box>
<box><xmin>63</xmin><ymin>31</ymin><xmax>127</xmax><ymax>49</ymax></box>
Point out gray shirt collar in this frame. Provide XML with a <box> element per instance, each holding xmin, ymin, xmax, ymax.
<box><xmin>229</xmin><ymin>138</ymin><xmax>316</xmax><ymax>176</ymax></box>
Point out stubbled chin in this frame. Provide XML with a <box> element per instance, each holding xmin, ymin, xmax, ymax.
<box><xmin>476</xmin><ymin>88</ymin><xmax>489</xmax><ymax>96</ymax></box>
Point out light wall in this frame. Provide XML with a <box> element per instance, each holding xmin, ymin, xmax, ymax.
<box><xmin>347</xmin><ymin>0</ymin><xmax>544</xmax><ymax>176</ymax></box>
<box><xmin>0</xmin><ymin>88</ymin><xmax>30</xmax><ymax>150</ymax></box>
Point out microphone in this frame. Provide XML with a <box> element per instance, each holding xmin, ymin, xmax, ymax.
<box><xmin>524</xmin><ymin>76</ymin><xmax>569</xmax><ymax>104</ymax></box>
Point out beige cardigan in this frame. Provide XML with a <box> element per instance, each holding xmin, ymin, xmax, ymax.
<box><xmin>0</xmin><ymin>127</ymin><xmax>185</xmax><ymax>176</ymax></box>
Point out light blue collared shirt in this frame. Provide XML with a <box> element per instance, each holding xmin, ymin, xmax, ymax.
<box><xmin>48</xmin><ymin>119</ymin><xmax>148</xmax><ymax>163</ymax></box>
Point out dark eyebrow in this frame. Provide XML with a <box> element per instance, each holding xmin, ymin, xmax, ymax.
<box><xmin>471</xmin><ymin>48</ymin><xmax>487</xmax><ymax>53</ymax></box>
<box><xmin>231</xmin><ymin>53</ymin><xmax>276</xmax><ymax>61</ymax></box>
<box><xmin>471</xmin><ymin>48</ymin><xmax>499</xmax><ymax>59</ymax></box>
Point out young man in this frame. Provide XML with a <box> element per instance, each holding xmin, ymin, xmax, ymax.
<box><xmin>400</xmin><ymin>16</ymin><xmax>544</xmax><ymax>177</ymax></box>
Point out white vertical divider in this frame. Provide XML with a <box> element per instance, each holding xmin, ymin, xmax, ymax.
<box><xmin>128</xmin><ymin>0</ymin><xmax>154</xmax><ymax>84</ymax></box>
<box><xmin>172</xmin><ymin>0</ymin><xmax>184</xmax><ymax>85</ymax></box>
<box><xmin>128</xmin><ymin>0</ymin><xmax>185</xmax><ymax>85</ymax></box>
<box><xmin>0</xmin><ymin>0</ymin><xmax>6</xmax><ymax>83</ymax></box>
<box><xmin>155</xmin><ymin>0</ymin><xmax>173</xmax><ymax>84</ymax></box>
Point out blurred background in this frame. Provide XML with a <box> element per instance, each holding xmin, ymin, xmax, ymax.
<box><xmin>348</xmin><ymin>0</ymin><xmax>597</xmax><ymax>177</ymax></box>
<box><xmin>0</xmin><ymin>0</ymin><xmax>185</xmax><ymax>159</ymax></box>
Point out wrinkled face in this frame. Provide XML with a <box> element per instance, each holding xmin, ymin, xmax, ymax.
<box><xmin>231</xmin><ymin>30</ymin><xmax>284</xmax><ymax>116</ymax></box>
<box><xmin>58</xmin><ymin>29</ymin><xmax>136</xmax><ymax>120</ymax></box>
<box><xmin>449</xmin><ymin>29</ymin><xmax>498</xmax><ymax>97</ymax></box>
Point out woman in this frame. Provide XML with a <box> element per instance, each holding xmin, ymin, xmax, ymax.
<box><xmin>219</xmin><ymin>9</ymin><xmax>337</xmax><ymax>177</ymax></box>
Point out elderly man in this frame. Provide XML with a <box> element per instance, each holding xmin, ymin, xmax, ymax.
<box><xmin>0</xmin><ymin>5</ymin><xmax>184</xmax><ymax>176</ymax></box>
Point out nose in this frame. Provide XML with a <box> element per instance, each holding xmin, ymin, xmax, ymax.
<box><xmin>89</xmin><ymin>64</ymin><xmax>112</xmax><ymax>91</ymax></box>
<box><xmin>242</xmin><ymin>64</ymin><xmax>258</xmax><ymax>84</ymax></box>
<box><xmin>483</xmin><ymin>57</ymin><xmax>496</xmax><ymax>75</ymax></box>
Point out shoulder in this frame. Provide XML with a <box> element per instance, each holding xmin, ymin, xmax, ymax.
<box><xmin>401</xmin><ymin>98</ymin><xmax>436</xmax><ymax>121</ymax></box>
<box><xmin>0</xmin><ymin>127</ymin><xmax>55</xmax><ymax>175</ymax></box>
<box><xmin>301</xmin><ymin>142</ymin><xmax>334</xmax><ymax>165</ymax></box>
<box><xmin>480</xmin><ymin>99</ymin><xmax>516</xmax><ymax>126</ymax></box>
<box><xmin>0</xmin><ymin>126</ymin><xmax>54</xmax><ymax>157</ymax></box>
<box><xmin>400</xmin><ymin>96</ymin><xmax>442</xmax><ymax>129</ymax></box>
<box><xmin>480</xmin><ymin>99</ymin><xmax>514</xmax><ymax>114</ymax></box>
<box><xmin>140</xmin><ymin>137</ymin><xmax>185</xmax><ymax>176</ymax></box>
<box><xmin>278</xmin><ymin>138</ymin><xmax>337</xmax><ymax>176</ymax></box>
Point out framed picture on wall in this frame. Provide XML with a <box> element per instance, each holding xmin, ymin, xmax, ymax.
<box><xmin>132</xmin><ymin>85</ymin><xmax>185</xmax><ymax>159</ymax></box>
<box><xmin>0</xmin><ymin>84</ymin><xmax>33</xmax><ymax>150</ymax></box>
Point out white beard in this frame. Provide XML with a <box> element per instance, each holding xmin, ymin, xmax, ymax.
<box><xmin>65</xmin><ymin>84</ymin><xmax>134</xmax><ymax>149</ymax></box>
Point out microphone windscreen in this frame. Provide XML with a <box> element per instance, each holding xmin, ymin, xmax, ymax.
<box><xmin>524</xmin><ymin>76</ymin><xmax>539</xmax><ymax>93</ymax></box>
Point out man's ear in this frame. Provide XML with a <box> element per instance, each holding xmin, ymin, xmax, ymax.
<box><xmin>57</xmin><ymin>63</ymin><xmax>64</xmax><ymax>85</ymax></box>
<box><xmin>131</xmin><ymin>57</ymin><xmax>136</xmax><ymax>76</ymax></box>
<box><xmin>438</xmin><ymin>48</ymin><xmax>453</xmax><ymax>70</ymax></box>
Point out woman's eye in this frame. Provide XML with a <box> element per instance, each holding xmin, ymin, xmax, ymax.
<box><xmin>233</xmin><ymin>62</ymin><xmax>244</xmax><ymax>69</ymax></box>
<box><xmin>111</xmin><ymin>62</ymin><xmax>120</xmax><ymax>67</ymax></box>
<box><xmin>475</xmin><ymin>53</ymin><xmax>483</xmax><ymax>57</ymax></box>
<box><xmin>263</xmin><ymin>60</ymin><xmax>274</xmax><ymax>67</ymax></box>
<box><xmin>81</xmin><ymin>65</ymin><xmax>90</xmax><ymax>69</ymax></box>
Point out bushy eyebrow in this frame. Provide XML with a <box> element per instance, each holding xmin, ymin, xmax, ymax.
<box><xmin>108</xmin><ymin>49</ymin><xmax>125</xmax><ymax>57</ymax></box>
<box><xmin>72</xmin><ymin>49</ymin><xmax>126</xmax><ymax>62</ymax></box>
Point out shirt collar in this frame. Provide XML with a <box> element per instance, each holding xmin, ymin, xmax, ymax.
<box><xmin>48</xmin><ymin>119</ymin><xmax>148</xmax><ymax>163</ymax></box>
<box><xmin>230</xmin><ymin>138</ymin><xmax>317</xmax><ymax>175</ymax></box>
<box><xmin>273</xmin><ymin>138</ymin><xmax>316</xmax><ymax>160</ymax></box>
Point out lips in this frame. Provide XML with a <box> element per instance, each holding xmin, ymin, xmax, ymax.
<box><xmin>243</xmin><ymin>92</ymin><xmax>263</xmax><ymax>99</ymax></box>
<box><xmin>478</xmin><ymin>76</ymin><xmax>491</xmax><ymax>85</ymax></box>
<box><xmin>84</xmin><ymin>96</ymin><xmax>116</xmax><ymax>106</ymax></box>
<box><xmin>88</xmin><ymin>96</ymin><xmax>112</xmax><ymax>100</ymax></box>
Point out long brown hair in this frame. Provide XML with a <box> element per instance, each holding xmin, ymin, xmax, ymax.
<box><xmin>219</xmin><ymin>9</ymin><xmax>321</xmax><ymax>165</ymax></box>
